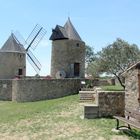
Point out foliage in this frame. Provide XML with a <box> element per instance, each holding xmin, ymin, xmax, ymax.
<box><xmin>86</xmin><ymin>60</ymin><xmax>101</xmax><ymax>78</ymax></box>
<box><xmin>90</xmin><ymin>38</ymin><xmax>140</xmax><ymax>88</ymax></box>
<box><xmin>85</xmin><ymin>45</ymin><xmax>96</xmax><ymax>64</ymax></box>
<box><xmin>98</xmin><ymin>38</ymin><xmax>140</xmax><ymax>74</ymax></box>
<box><xmin>85</xmin><ymin>45</ymin><xmax>99</xmax><ymax>78</ymax></box>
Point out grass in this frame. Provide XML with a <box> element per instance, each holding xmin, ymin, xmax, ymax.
<box><xmin>101</xmin><ymin>85</ymin><xmax>124</xmax><ymax>91</ymax></box>
<box><xmin>0</xmin><ymin>95</ymin><xmax>139</xmax><ymax>140</ymax></box>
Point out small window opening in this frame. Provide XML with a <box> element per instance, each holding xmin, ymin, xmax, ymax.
<box><xmin>76</xmin><ymin>43</ymin><xmax>80</xmax><ymax>47</ymax></box>
<box><xmin>18</xmin><ymin>69</ymin><xmax>23</xmax><ymax>75</ymax></box>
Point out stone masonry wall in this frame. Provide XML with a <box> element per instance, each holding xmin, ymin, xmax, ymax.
<box><xmin>12</xmin><ymin>79</ymin><xmax>81</xmax><ymax>102</ymax></box>
<box><xmin>0</xmin><ymin>80</ymin><xmax>12</xmax><ymax>100</ymax></box>
<box><xmin>0</xmin><ymin>52</ymin><xmax>26</xmax><ymax>79</ymax></box>
<box><xmin>84</xmin><ymin>79</ymin><xmax>114</xmax><ymax>88</ymax></box>
<box><xmin>97</xmin><ymin>91</ymin><xmax>125</xmax><ymax>117</ymax></box>
<box><xmin>125</xmin><ymin>68</ymin><xmax>139</xmax><ymax>109</ymax></box>
<box><xmin>51</xmin><ymin>40</ymin><xmax>85</xmax><ymax>78</ymax></box>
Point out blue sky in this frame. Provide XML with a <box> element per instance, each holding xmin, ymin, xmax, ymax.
<box><xmin>0</xmin><ymin>0</ymin><xmax>140</xmax><ymax>76</ymax></box>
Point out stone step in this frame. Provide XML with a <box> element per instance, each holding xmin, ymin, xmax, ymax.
<box><xmin>79</xmin><ymin>100</ymin><xmax>94</xmax><ymax>103</ymax></box>
<box><xmin>79</xmin><ymin>91</ymin><xmax>95</xmax><ymax>102</ymax></box>
<box><xmin>84</xmin><ymin>104</ymin><xmax>99</xmax><ymax>119</ymax></box>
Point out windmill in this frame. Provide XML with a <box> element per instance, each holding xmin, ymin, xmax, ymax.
<box><xmin>13</xmin><ymin>24</ymin><xmax>46</xmax><ymax>74</ymax></box>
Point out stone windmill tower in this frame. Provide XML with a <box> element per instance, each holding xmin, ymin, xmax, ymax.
<box><xmin>50</xmin><ymin>18</ymin><xmax>85</xmax><ymax>78</ymax></box>
<box><xmin>0</xmin><ymin>33</ymin><xmax>26</xmax><ymax>79</ymax></box>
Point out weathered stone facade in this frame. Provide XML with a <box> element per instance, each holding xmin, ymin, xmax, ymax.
<box><xmin>51</xmin><ymin>40</ymin><xmax>85</xmax><ymax>78</ymax></box>
<box><xmin>11</xmin><ymin>78</ymin><xmax>80</xmax><ymax>102</ymax></box>
<box><xmin>84</xmin><ymin>104</ymin><xmax>99</xmax><ymax>119</ymax></box>
<box><xmin>97</xmin><ymin>91</ymin><xmax>125</xmax><ymax>117</ymax></box>
<box><xmin>124</xmin><ymin>68</ymin><xmax>140</xmax><ymax>110</ymax></box>
<box><xmin>50</xmin><ymin>18</ymin><xmax>85</xmax><ymax>78</ymax></box>
<box><xmin>0</xmin><ymin>33</ymin><xmax>26</xmax><ymax>79</ymax></box>
<box><xmin>0</xmin><ymin>80</ymin><xmax>12</xmax><ymax>100</ymax></box>
<box><xmin>82</xmin><ymin>89</ymin><xmax>125</xmax><ymax>118</ymax></box>
<box><xmin>0</xmin><ymin>52</ymin><xmax>26</xmax><ymax>79</ymax></box>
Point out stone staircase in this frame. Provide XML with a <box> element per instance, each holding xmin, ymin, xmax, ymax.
<box><xmin>79</xmin><ymin>88</ymin><xmax>101</xmax><ymax>119</ymax></box>
<box><xmin>79</xmin><ymin>88</ymin><xmax>125</xmax><ymax>119</ymax></box>
<box><xmin>79</xmin><ymin>91</ymin><xmax>96</xmax><ymax>103</ymax></box>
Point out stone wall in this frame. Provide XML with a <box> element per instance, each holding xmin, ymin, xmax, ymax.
<box><xmin>12</xmin><ymin>79</ymin><xmax>81</xmax><ymax>102</ymax></box>
<box><xmin>51</xmin><ymin>40</ymin><xmax>85</xmax><ymax>78</ymax></box>
<box><xmin>125</xmin><ymin>68</ymin><xmax>139</xmax><ymax>109</ymax></box>
<box><xmin>0</xmin><ymin>80</ymin><xmax>12</xmax><ymax>100</ymax></box>
<box><xmin>81</xmin><ymin>79</ymin><xmax>115</xmax><ymax>89</ymax></box>
<box><xmin>0</xmin><ymin>52</ymin><xmax>26</xmax><ymax>79</ymax></box>
<box><xmin>97</xmin><ymin>91</ymin><xmax>125</xmax><ymax>117</ymax></box>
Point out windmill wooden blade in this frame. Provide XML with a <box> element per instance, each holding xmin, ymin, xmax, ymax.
<box><xmin>11</xmin><ymin>25</ymin><xmax>46</xmax><ymax>74</ymax></box>
<box><xmin>27</xmin><ymin>49</ymin><xmax>42</xmax><ymax>74</ymax></box>
<box><xmin>26</xmin><ymin>24</ymin><xmax>46</xmax><ymax>51</ymax></box>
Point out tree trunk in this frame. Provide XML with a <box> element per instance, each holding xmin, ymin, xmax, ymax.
<box><xmin>113</xmin><ymin>73</ymin><xmax>125</xmax><ymax>89</ymax></box>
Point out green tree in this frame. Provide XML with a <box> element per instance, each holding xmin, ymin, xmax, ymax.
<box><xmin>85</xmin><ymin>45</ymin><xmax>96</xmax><ymax>64</ymax></box>
<box><xmin>98</xmin><ymin>38</ymin><xmax>140</xmax><ymax>88</ymax></box>
<box><xmin>86</xmin><ymin>59</ymin><xmax>101</xmax><ymax>78</ymax></box>
<box><xmin>85</xmin><ymin>45</ymin><xmax>98</xmax><ymax>78</ymax></box>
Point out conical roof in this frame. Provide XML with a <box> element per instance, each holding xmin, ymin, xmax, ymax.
<box><xmin>0</xmin><ymin>33</ymin><xmax>25</xmax><ymax>53</ymax></box>
<box><xmin>49</xmin><ymin>25</ymin><xmax>68</xmax><ymax>40</ymax></box>
<box><xmin>64</xmin><ymin>18</ymin><xmax>82</xmax><ymax>41</ymax></box>
<box><xmin>50</xmin><ymin>18</ymin><xmax>82</xmax><ymax>41</ymax></box>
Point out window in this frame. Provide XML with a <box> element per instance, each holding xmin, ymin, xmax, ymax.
<box><xmin>76</xmin><ymin>43</ymin><xmax>80</xmax><ymax>47</ymax></box>
<box><xmin>19</xmin><ymin>54</ymin><xmax>22</xmax><ymax>58</ymax></box>
<box><xmin>18</xmin><ymin>69</ymin><xmax>23</xmax><ymax>75</ymax></box>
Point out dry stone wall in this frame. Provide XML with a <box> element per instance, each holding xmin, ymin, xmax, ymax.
<box><xmin>12</xmin><ymin>79</ymin><xmax>81</xmax><ymax>102</ymax></box>
<box><xmin>82</xmin><ymin>88</ymin><xmax>125</xmax><ymax>118</ymax></box>
<box><xmin>125</xmin><ymin>69</ymin><xmax>139</xmax><ymax>109</ymax></box>
<box><xmin>97</xmin><ymin>91</ymin><xmax>125</xmax><ymax>117</ymax></box>
<box><xmin>83</xmin><ymin>79</ymin><xmax>115</xmax><ymax>89</ymax></box>
<box><xmin>0</xmin><ymin>80</ymin><xmax>12</xmax><ymax>100</ymax></box>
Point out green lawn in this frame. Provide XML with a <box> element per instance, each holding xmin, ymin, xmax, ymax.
<box><xmin>0</xmin><ymin>95</ymin><xmax>139</xmax><ymax>140</ymax></box>
<box><xmin>101</xmin><ymin>85</ymin><xmax>124</xmax><ymax>91</ymax></box>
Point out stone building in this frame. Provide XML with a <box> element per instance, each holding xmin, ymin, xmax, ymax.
<box><xmin>50</xmin><ymin>18</ymin><xmax>85</xmax><ymax>78</ymax></box>
<box><xmin>0</xmin><ymin>33</ymin><xmax>26</xmax><ymax>79</ymax></box>
<box><xmin>122</xmin><ymin>61</ymin><xmax>140</xmax><ymax>110</ymax></box>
